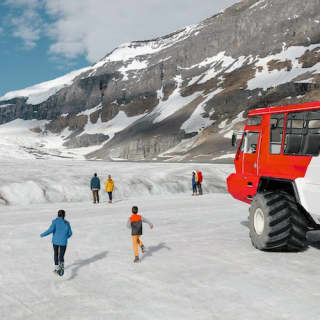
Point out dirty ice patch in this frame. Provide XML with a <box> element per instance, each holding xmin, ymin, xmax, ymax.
<box><xmin>181</xmin><ymin>89</ymin><xmax>222</xmax><ymax>134</ymax></box>
<box><xmin>0</xmin><ymin>67</ymin><xmax>91</xmax><ymax>105</ymax></box>
<box><xmin>197</xmin><ymin>52</ymin><xmax>239</xmax><ymax>85</ymax></box>
<box><xmin>218</xmin><ymin>119</ymin><xmax>229</xmax><ymax>129</ymax></box>
<box><xmin>77</xmin><ymin>103</ymin><xmax>103</xmax><ymax>116</ymax></box>
<box><xmin>119</xmin><ymin>59</ymin><xmax>148</xmax><ymax>81</ymax></box>
<box><xmin>247</xmin><ymin>44</ymin><xmax>320</xmax><ymax>90</ymax></box>
<box><xmin>0</xmin><ymin>119</ymin><xmax>48</xmax><ymax>159</ymax></box>
<box><xmin>181</xmin><ymin>54</ymin><xmax>231</xmax><ymax>71</ymax></box>
<box><xmin>82</xmin><ymin>111</ymin><xmax>147</xmax><ymax>141</ymax></box>
<box><xmin>227</xmin><ymin>55</ymin><xmax>255</xmax><ymax>73</ymax></box>
<box><xmin>0</xmin><ymin>119</ymin><xmax>89</xmax><ymax>160</ymax></box>
<box><xmin>159</xmin><ymin>135</ymin><xmax>200</xmax><ymax>157</ymax></box>
<box><xmin>188</xmin><ymin>54</ymin><xmax>253</xmax><ymax>86</ymax></box>
<box><xmin>152</xmin><ymin>76</ymin><xmax>200</xmax><ymax>124</ymax></box>
<box><xmin>212</xmin><ymin>153</ymin><xmax>235</xmax><ymax>161</ymax></box>
<box><xmin>249</xmin><ymin>0</ymin><xmax>267</xmax><ymax>10</ymax></box>
<box><xmin>103</xmin><ymin>42</ymin><xmax>164</xmax><ymax>62</ymax></box>
<box><xmin>219</xmin><ymin>111</ymin><xmax>246</xmax><ymax>138</ymax></box>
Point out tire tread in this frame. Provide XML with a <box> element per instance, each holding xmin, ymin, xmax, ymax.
<box><xmin>249</xmin><ymin>191</ymin><xmax>308</xmax><ymax>252</ymax></box>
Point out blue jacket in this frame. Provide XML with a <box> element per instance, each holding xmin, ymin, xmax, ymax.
<box><xmin>40</xmin><ymin>217</ymin><xmax>72</xmax><ymax>246</ymax></box>
<box><xmin>91</xmin><ymin>176</ymin><xmax>101</xmax><ymax>190</ymax></box>
<box><xmin>192</xmin><ymin>175</ymin><xmax>197</xmax><ymax>186</ymax></box>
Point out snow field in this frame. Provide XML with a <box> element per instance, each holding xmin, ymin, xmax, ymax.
<box><xmin>0</xmin><ymin>115</ymin><xmax>152</xmax><ymax>161</ymax></box>
<box><xmin>1</xmin><ymin>194</ymin><xmax>320</xmax><ymax>319</ymax></box>
<box><xmin>0</xmin><ymin>160</ymin><xmax>231</xmax><ymax>206</ymax></box>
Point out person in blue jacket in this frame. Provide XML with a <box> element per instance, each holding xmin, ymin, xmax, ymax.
<box><xmin>40</xmin><ymin>209</ymin><xmax>72</xmax><ymax>274</ymax></box>
<box><xmin>192</xmin><ymin>171</ymin><xmax>198</xmax><ymax>196</ymax></box>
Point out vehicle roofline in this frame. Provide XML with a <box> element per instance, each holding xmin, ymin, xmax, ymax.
<box><xmin>248</xmin><ymin>101</ymin><xmax>320</xmax><ymax>116</ymax></box>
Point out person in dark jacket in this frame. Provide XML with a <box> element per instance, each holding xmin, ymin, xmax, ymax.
<box><xmin>126</xmin><ymin>206</ymin><xmax>153</xmax><ymax>263</ymax></box>
<box><xmin>40</xmin><ymin>209</ymin><xmax>72</xmax><ymax>274</ymax></box>
<box><xmin>90</xmin><ymin>173</ymin><xmax>101</xmax><ymax>204</ymax></box>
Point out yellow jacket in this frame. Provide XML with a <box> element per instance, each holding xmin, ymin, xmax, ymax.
<box><xmin>105</xmin><ymin>179</ymin><xmax>114</xmax><ymax>192</ymax></box>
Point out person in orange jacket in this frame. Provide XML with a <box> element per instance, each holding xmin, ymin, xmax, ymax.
<box><xmin>105</xmin><ymin>175</ymin><xmax>114</xmax><ymax>203</ymax></box>
<box><xmin>126</xmin><ymin>206</ymin><xmax>153</xmax><ymax>263</ymax></box>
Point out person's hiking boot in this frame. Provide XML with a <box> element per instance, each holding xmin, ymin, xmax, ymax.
<box><xmin>141</xmin><ymin>245</ymin><xmax>145</xmax><ymax>253</ymax></box>
<box><xmin>57</xmin><ymin>263</ymin><xmax>65</xmax><ymax>276</ymax></box>
<box><xmin>53</xmin><ymin>265</ymin><xmax>59</xmax><ymax>274</ymax></box>
<box><xmin>133</xmin><ymin>256</ymin><xmax>140</xmax><ymax>263</ymax></box>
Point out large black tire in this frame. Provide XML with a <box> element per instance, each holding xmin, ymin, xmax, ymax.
<box><xmin>249</xmin><ymin>191</ymin><xmax>308</xmax><ymax>251</ymax></box>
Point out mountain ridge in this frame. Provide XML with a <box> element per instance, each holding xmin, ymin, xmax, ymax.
<box><xmin>1</xmin><ymin>0</ymin><xmax>320</xmax><ymax>161</ymax></box>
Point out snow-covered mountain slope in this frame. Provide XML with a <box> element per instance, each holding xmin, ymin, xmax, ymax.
<box><xmin>0</xmin><ymin>67</ymin><xmax>93</xmax><ymax>105</ymax></box>
<box><xmin>0</xmin><ymin>24</ymin><xmax>202</xmax><ymax>106</ymax></box>
<box><xmin>1</xmin><ymin>0</ymin><xmax>320</xmax><ymax>161</ymax></box>
<box><xmin>0</xmin><ymin>119</ymin><xmax>100</xmax><ymax>161</ymax></box>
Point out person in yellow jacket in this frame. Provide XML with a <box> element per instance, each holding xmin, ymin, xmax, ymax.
<box><xmin>105</xmin><ymin>175</ymin><xmax>114</xmax><ymax>203</ymax></box>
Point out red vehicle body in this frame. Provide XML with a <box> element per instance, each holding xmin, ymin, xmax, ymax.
<box><xmin>227</xmin><ymin>102</ymin><xmax>320</xmax><ymax>251</ymax></box>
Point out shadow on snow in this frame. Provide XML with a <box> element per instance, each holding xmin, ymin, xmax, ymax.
<box><xmin>66</xmin><ymin>251</ymin><xmax>108</xmax><ymax>280</ymax></box>
<box><xmin>140</xmin><ymin>242</ymin><xmax>171</xmax><ymax>261</ymax></box>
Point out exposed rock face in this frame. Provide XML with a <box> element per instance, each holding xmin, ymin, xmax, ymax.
<box><xmin>46</xmin><ymin>114</ymin><xmax>89</xmax><ymax>134</ymax></box>
<box><xmin>1</xmin><ymin>0</ymin><xmax>320</xmax><ymax>161</ymax></box>
<box><xmin>63</xmin><ymin>134</ymin><xmax>110</xmax><ymax>148</ymax></box>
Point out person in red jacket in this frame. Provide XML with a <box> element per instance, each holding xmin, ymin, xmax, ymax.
<box><xmin>197</xmin><ymin>170</ymin><xmax>203</xmax><ymax>195</ymax></box>
<box><xmin>126</xmin><ymin>206</ymin><xmax>153</xmax><ymax>263</ymax></box>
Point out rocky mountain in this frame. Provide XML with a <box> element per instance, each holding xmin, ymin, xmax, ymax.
<box><xmin>1</xmin><ymin>0</ymin><xmax>320</xmax><ymax>161</ymax></box>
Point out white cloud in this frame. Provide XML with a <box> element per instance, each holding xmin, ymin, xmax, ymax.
<box><xmin>11</xmin><ymin>17</ymin><xmax>41</xmax><ymax>49</ymax></box>
<box><xmin>4</xmin><ymin>0</ymin><xmax>240</xmax><ymax>61</ymax></box>
<box><xmin>5</xmin><ymin>3</ymin><xmax>43</xmax><ymax>49</ymax></box>
<box><xmin>43</xmin><ymin>0</ymin><xmax>240</xmax><ymax>63</ymax></box>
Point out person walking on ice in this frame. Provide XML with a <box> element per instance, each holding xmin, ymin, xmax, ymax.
<box><xmin>127</xmin><ymin>206</ymin><xmax>153</xmax><ymax>263</ymax></box>
<box><xmin>40</xmin><ymin>209</ymin><xmax>72</xmax><ymax>276</ymax></box>
<box><xmin>192</xmin><ymin>171</ymin><xmax>198</xmax><ymax>196</ymax></box>
<box><xmin>90</xmin><ymin>173</ymin><xmax>101</xmax><ymax>204</ymax></box>
<box><xmin>197</xmin><ymin>170</ymin><xmax>203</xmax><ymax>195</ymax></box>
<box><xmin>105</xmin><ymin>174</ymin><xmax>114</xmax><ymax>203</ymax></box>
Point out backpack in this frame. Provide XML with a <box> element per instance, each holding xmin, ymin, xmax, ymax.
<box><xmin>197</xmin><ymin>171</ymin><xmax>203</xmax><ymax>183</ymax></box>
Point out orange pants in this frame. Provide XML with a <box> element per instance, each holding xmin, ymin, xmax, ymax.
<box><xmin>132</xmin><ymin>235</ymin><xmax>144</xmax><ymax>257</ymax></box>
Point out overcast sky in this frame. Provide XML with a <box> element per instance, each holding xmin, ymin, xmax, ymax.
<box><xmin>0</xmin><ymin>0</ymin><xmax>240</xmax><ymax>95</ymax></box>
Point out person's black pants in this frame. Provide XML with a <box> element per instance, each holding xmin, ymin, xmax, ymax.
<box><xmin>192</xmin><ymin>184</ymin><xmax>197</xmax><ymax>194</ymax></box>
<box><xmin>197</xmin><ymin>182</ymin><xmax>203</xmax><ymax>195</ymax></box>
<box><xmin>108</xmin><ymin>192</ymin><xmax>112</xmax><ymax>201</ymax></box>
<box><xmin>53</xmin><ymin>245</ymin><xmax>67</xmax><ymax>265</ymax></box>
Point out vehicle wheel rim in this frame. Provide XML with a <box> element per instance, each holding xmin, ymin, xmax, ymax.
<box><xmin>254</xmin><ymin>208</ymin><xmax>265</xmax><ymax>235</ymax></box>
